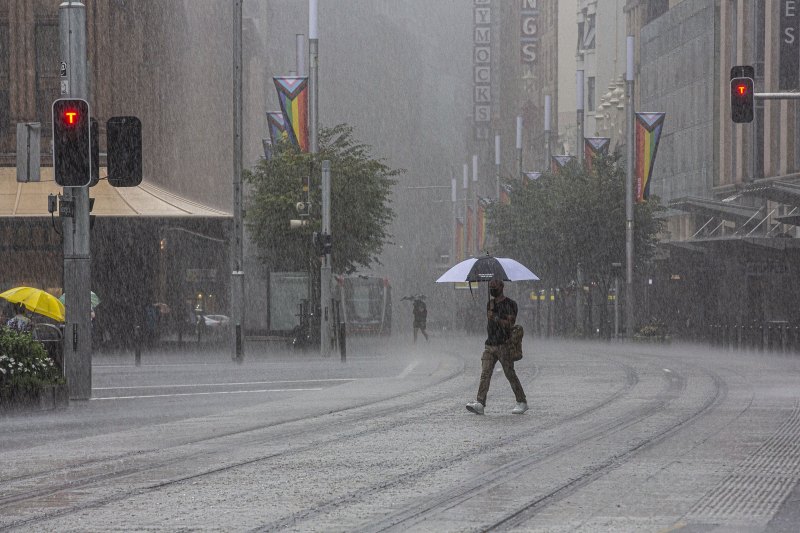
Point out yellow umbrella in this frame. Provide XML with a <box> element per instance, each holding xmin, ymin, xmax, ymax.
<box><xmin>0</xmin><ymin>287</ymin><xmax>65</xmax><ymax>322</ymax></box>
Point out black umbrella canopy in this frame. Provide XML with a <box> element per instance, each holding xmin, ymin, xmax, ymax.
<box><xmin>467</xmin><ymin>256</ymin><xmax>508</xmax><ymax>282</ymax></box>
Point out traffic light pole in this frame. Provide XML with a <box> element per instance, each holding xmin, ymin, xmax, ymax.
<box><xmin>320</xmin><ymin>161</ymin><xmax>331</xmax><ymax>357</ymax></box>
<box><xmin>231</xmin><ymin>0</ymin><xmax>245</xmax><ymax>362</ymax></box>
<box><xmin>60</xmin><ymin>1</ymin><xmax>92</xmax><ymax>400</ymax></box>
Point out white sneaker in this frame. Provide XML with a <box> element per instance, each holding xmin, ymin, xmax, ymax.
<box><xmin>512</xmin><ymin>402</ymin><xmax>528</xmax><ymax>414</ymax></box>
<box><xmin>466</xmin><ymin>401</ymin><xmax>484</xmax><ymax>415</ymax></box>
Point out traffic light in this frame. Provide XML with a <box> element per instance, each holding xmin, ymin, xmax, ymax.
<box><xmin>731</xmin><ymin>77</ymin><xmax>754</xmax><ymax>123</ymax></box>
<box><xmin>107</xmin><ymin>116</ymin><xmax>142</xmax><ymax>187</ymax></box>
<box><xmin>52</xmin><ymin>98</ymin><xmax>91</xmax><ymax>186</ymax></box>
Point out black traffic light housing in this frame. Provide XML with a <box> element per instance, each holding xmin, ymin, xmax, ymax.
<box><xmin>107</xmin><ymin>116</ymin><xmax>142</xmax><ymax>187</ymax></box>
<box><xmin>52</xmin><ymin>98</ymin><xmax>91</xmax><ymax>187</ymax></box>
<box><xmin>90</xmin><ymin>118</ymin><xmax>100</xmax><ymax>187</ymax></box>
<box><xmin>731</xmin><ymin>77</ymin><xmax>754</xmax><ymax>123</ymax></box>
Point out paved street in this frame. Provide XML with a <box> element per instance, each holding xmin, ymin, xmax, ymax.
<box><xmin>2</xmin><ymin>335</ymin><xmax>800</xmax><ymax>532</ymax></box>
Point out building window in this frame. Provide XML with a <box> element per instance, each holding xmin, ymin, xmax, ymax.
<box><xmin>587</xmin><ymin>76</ymin><xmax>595</xmax><ymax>112</ymax></box>
<box><xmin>35</xmin><ymin>24</ymin><xmax>60</xmax><ymax>133</ymax></box>
<box><xmin>0</xmin><ymin>24</ymin><xmax>8</xmax><ymax>134</ymax></box>
<box><xmin>583</xmin><ymin>14</ymin><xmax>596</xmax><ymax>50</ymax></box>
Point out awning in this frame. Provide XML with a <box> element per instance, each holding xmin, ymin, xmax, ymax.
<box><xmin>668</xmin><ymin>196</ymin><xmax>760</xmax><ymax>225</ymax></box>
<box><xmin>0</xmin><ymin>167</ymin><xmax>231</xmax><ymax>218</ymax></box>
<box><xmin>741</xmin><ymin>181</ymin><xmax>800</xmax><ymax>207</ymax></box>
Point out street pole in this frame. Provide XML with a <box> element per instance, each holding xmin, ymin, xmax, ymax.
<box><xmin>516</xmin><ymin>116</ymin><xmax>523</xmax><ymax>181</ymax></box>
<box><xmin>494</xmin><ymin>134</ymin><xmax>501</xmax><ymax>200</ymax></box>
<box><xmin>471</xmin><ymin>155</ymin><xmax>478</xmax><ymax>254</ymax></box>
<box><xmin>463</xmin><ymin>162</ymin><xmax>469</xmax><ymax>257</ymax></box>
<box><xmin>309</xmin><ymin>0</ymin><xmax>319</xmax><ymax>155</ymax></box>
<box><xmin>576</xmin><ymin>69</ymin><xmax>584</xmax><ymax>335</ymax></box>
<box><xmin>544</xmin><ymin>95</ymin><xmax>552</xmax><ymax>169</ymax></box>
<box><xmin>576</xmin><ymin>69</ymin><xmax>584</xmax><ymax>165</ymax></box>
<box><xmin>60</xmin><ymin>1</ymin><xmax>92</xmax><ymax>400</ymax></box>
<box><xmin>625</xmin><ymin>36</ymin><xmax>635</xmax><ymax>340</ymax></box>
<box><xmin>231</xmin><ymin>0</ymin><xmax>245</xmax><ymax>363</ymax></box>
<box><xmin>321</xmin><ymin>160</ymin><xmax>331</xmax><ymax>357</ymax></box>
<box><xmin>451</xmin><ymin>175</ymin><xmax>457</xmax><ymax>332</ymax></box>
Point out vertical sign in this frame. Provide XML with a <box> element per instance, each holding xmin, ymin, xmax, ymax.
<box><xmin>520</xmin><ymin>0</ymin><xmax>538</xmax><ymax>66</ymax></box>
<box><xmin>474</xmin><ymin>0</ymin><xmax>492</xmax><ymax>140</ymax></box>
<box><xmin>781</xmin><ymin>0</ymin><xmax>800</xmax><ymax>89</ymax></box>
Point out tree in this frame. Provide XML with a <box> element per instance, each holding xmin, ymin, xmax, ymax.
<box><xmin>487</xmin><ymin>152</ymin><xmax>665</xmax><ymax>334</ymax></box>
<box><xmin>244</xmin><ymin>124</ymin><xmax>400</xmax><ymax>275</ymax></box>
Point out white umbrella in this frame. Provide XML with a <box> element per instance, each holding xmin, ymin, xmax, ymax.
<box><xmin>436</xmin><ymin>255</ymin><xmax>539</xmax><ymax>283</ymax></box>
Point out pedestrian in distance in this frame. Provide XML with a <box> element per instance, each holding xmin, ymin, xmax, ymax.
<box><xmin>466</xmin><ymin>278</ymin><xmax>528</xmax><ymax>415</ymax></box>
<box><xmin>412</xmin><ymin>297</ymin><xmax>429</xmax><ymax>343</ymax></box>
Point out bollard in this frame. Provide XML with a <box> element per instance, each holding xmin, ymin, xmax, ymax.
<box><xmin>339</xmin><ymin>321</ymin><xmax>346</xmax><ymax>363</ymax></box>
<box><xmin>134</xmin><ymin>325</ymin><xmax>142</xmax><ymax>366</ymax></box>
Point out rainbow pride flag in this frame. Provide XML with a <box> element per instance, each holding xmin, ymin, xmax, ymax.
<box><xmin>500</xmin><ymin>184</ymin><xmax>512</xmax><ymax>205</ymax></box>
<box><xmin>584</xmin><ymin>137</ymin><xmax>610</xmax><ymax>173</ymax></box>
<box><xmin>551</xmin><ymin>155</ymin><xmax>575</xmax><ymax>173</ymax></box>
<box><xmin>266</xmin><ymin>112</ymin><xmax>288</xmax><ymax>146</ymax></box>
<box><xmin>273</xmin><ymin>76</ymin><xmax>309</xmax><ymax>152</ymax></box>
<box><xmin>634</xmin><ymin>112</ymin><xmax>665</xmax><ymax>202</ymax></box>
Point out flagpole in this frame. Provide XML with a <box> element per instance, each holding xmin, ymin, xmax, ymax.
<box><xmin>625</xmin><ymin>36</ymin><xmax>635</xmax><ymax>340</ymax></box>
<box><xmin>472</xmin><ymin>155</ymin><xmax>479</xmax><ymax>253</ymax></box>
<box><xmin>544</xmin><ymin>95</ymin><xmax>552</xmax><ymax>170</ymax></box>
<box><xmin>451</xmin><ymin>175</ymin><xmax>458</xmax><ymax>333</ymax></box>
<box><xmin>463</xmin><ymin>163</ymin><xmax>469</xmax><ymax>257</ymax></box>
<box><xmin>516</xmin><ymin>116</ymin><xmax>523</xmax><ymax>182</ymax></box>
<box><xmin>576</xmin><ymin>69</ymin><xmax>584</xmax><ymax>165</ymax></box>
<box><xmin>494</xmin><ymin>134</ymin><xmax>501</xmax><ymax>201</ymax></box>
<box><xmin>231</xmin><ymin>0</ymin><xmax>245</xmax><ymax>363</ymax></box>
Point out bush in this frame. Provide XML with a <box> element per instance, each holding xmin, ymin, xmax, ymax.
<box><xmin>0</xmin><ymin>326</ymin><xmax>63</xmax><ymax>399</ymax></box>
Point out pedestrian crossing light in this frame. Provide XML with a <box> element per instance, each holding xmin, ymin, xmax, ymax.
<box><xmin>52</xmin><ymin>98</ymin><xmax>91</xmax><ymax>187</ymax></box>
<box><xmin>730</xmin><ymin>77</ymin><xmax>754</xmax><ymax>123</ymax></box>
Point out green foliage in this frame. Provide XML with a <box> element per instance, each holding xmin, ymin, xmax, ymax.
<box><xmin>488</xmin><ymin>152</ymin><xmax>665</xmax><ymax>290</ymax></box>
<box><xmin>0</xmin><ymin>326</ymin><xmax>62</xmax><ymax>391</ymax></box>
<box><xmin>244</xmin><ymin>124</ymin><xmax>400</xmax><ymax>274</ymax></box>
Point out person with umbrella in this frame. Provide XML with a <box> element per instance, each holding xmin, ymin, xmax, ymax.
<box><xmin>465</xmin><ymin>278</ymin><xmax>528</xmax><ymax>415</ymax></box>
<box><xmin>436</xmin><ymin>254</ymin><xmax>537</xmax><ymax>415</ymax></box>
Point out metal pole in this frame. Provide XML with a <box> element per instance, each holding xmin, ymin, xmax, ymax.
<box><xmin>296</xmin><ymin>34</ymin><xmax>306</xmax><ymax>76</ymax></box>
<box><xmin>231</xmin><ymin>0</ymin><xmax>245</xmax><ymax>363</ymax></box>
<box><xmin>614</xmin><ymin>274</ymin><xmax>620</xmax><ymax>339</ymax></box>
<box><xmin>451</xmin><ymin>175</ymin><xmax>457</xmax><ymax>332</ymax></box>
<box><xmin>544</xmin><ymin>95</ymin><xmax>552</xmax><ymax>169</ymax></box>
<box><xmin>321</xmin><ymin>160</ymin><xmax>331</xmax><ymax>357</ymax></box>
<box><xmin>494</xmin><ymin>134</ymin><xmax>501</xmax><ymax>200</ymax></box>
<box><xmin>463</xmin><ymin>162</ymin><xmax>470</xmax><ymax>257</ymax></box>
<box><xmin>516</xmin><ymin>116</ymin><xmax>523</xmax><ymax>181</ymax></box>
<box><xmin>60</xmin><ymin>1</ymin><xmax>91</xmax><ymax>400</ymax></box>
<box><xmin>625</xmin><ymin>36</ymin><xmax>635</xmax><ymax>340</ymax></box>
<box><xmin>471</xmin><ymin>156</ymin><xmax>478</xmax><ymax>254</ymax></box>
<box><xmin>309</xmin><ymin>0</ymin><xmax>319</xmax><ymax>155</ymax></box>
<box><xmin>576</xmin><ymin>69</ymin><xmax>585</xmax><ymax>165</ymax></box>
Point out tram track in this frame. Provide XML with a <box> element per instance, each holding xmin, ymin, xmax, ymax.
<box><xmin>0</xmin><ymin>352</ymin><xmax>479</xmax><ymax>530</ymax></box>
<box><xmin>360</xmin><ymin>352</ymin><xmax>727</xmax><ymax>532</ymax></box>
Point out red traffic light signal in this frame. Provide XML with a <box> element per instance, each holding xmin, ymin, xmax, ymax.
<box><xmin>52</xmin><ymin>98</ymin><xmax>91</xmax><ymax>187</ymax></box>
<box><xmin>730</xmin><ymin>77</ymin><xmax>754</xmax><ymax>123</ymax></box>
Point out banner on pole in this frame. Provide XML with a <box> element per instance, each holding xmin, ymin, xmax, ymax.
<box><xmin>523</xmin><ymin>171</ymin><xmax>541</xmax><ymax>184</ymax></box>
<box><xmin>477</xmin><ymin>198</ymin><xmax>489</xmax><ymax>252</ymax></box>
<box><xmin>584</xmin><ymin>137</ymin><xmax>610</xmax><ymax>172</ymax></box>
<box><xmin>551</xmin><ymin>155</ymin><xmax>574</xmax><ymax>173</ymax></box>
<box><xmin>266</xmin><ymin>112</ymin><xmax>288</xmax><ymax>146</ymax></box>
<box><xmin>634</xmin><ymin>112</ymin><xmax>666</xmax><ymax>202</ymax></box>
<box><xmin>273</xmin><ymin>76</ymin><xmax>309</xmax><ymax>152</ymax></box>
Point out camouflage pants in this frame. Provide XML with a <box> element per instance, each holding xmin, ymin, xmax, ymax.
<box><xmin>477</xmin><ymin>344</ymin><xmax>527</xmax><ymax>406</ymax></box>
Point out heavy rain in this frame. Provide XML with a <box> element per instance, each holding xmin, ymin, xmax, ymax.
<box><xmin>2</xmin><ymin>1</ymin><xmax>800</xmax><ymax>531</ymax></box>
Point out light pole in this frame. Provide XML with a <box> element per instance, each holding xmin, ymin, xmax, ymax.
<box><xmin>463</xmin><ymin>163</ymin><xmax>469</xmax><ymax>257</ymax></box>
<box><xmin>231</xmin><ymin>0</ymin><xmax>245</xmax><ymax>362</ymax></box>
<box><xmin>494</xmin><ymin>134</ymin><xmax>501</xmax><ymax>201</ymax></box>
<box><xmin>576</xmin><ymin>69</ymin><xmax>584</xmax><ymax>165</ymax></box>
<box><xmin>625</xmin><ymin>35</ymin><xmax>635</xmax><ymax>340</ymax></box>
<box><xmin>516</xmin><ymin>116</ymin><xmax>523</xmax><ymax>181</ymax></box>
<box><xmin>472</xmin><ymin>155</ymin><xmax>479</xmax><ymax>254</ymax></box>
<box><xmin>544</xmin><ymin>95</ymin><xmax>552</xmax><ymax>169</ymax></box>
<box><xmin>60</xmin><ymin>0</ymin><xmax>92</xmax><ymax>399</ymax></box>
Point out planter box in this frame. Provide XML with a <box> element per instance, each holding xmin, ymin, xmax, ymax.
<box><xmin>0</xmin><ymin>383</ymin><xmax>69</xmax><ymax>413</ymax></box>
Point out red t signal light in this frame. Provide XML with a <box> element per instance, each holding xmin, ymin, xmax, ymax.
<box><xmin>730</xmin><ymin>77</ymin><xmax>754</xmax><ymax>123</ymax></box>
<box><xmin>52</xmin><ymin>98</ymin><xmax>91</xmax><ymax>186</ymax></box>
